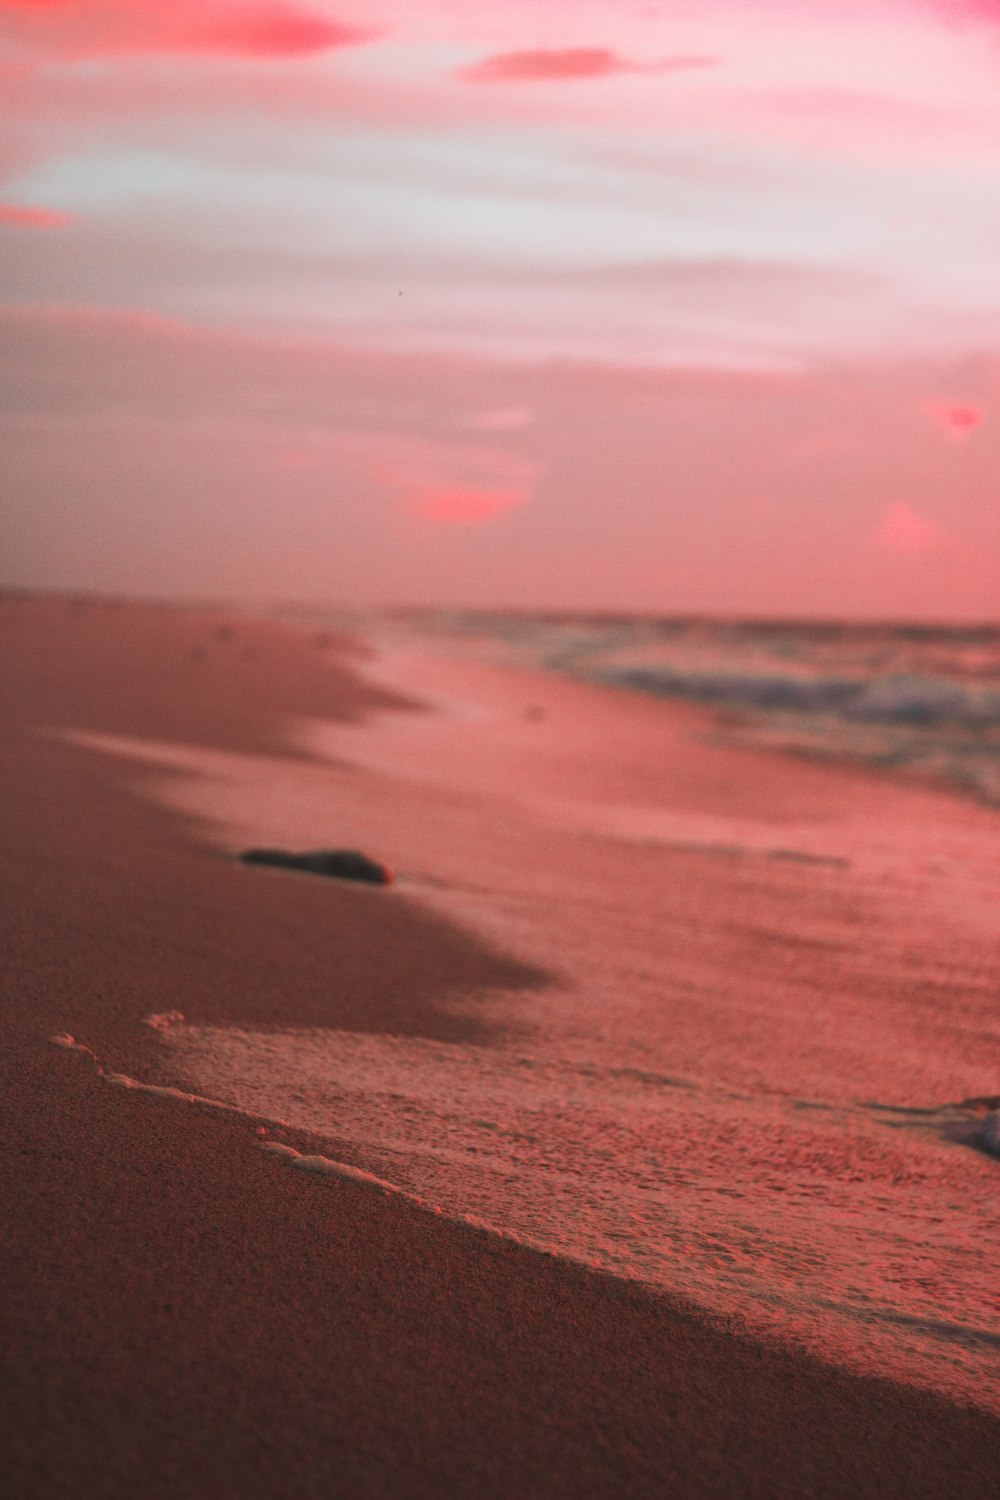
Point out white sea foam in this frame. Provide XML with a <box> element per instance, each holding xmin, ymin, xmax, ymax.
<box><xmin>143</xmin><ymin>1011</ymin><xmax>186</xmax><ymax>1032</ymax></box>
<box><xmin>49</xmin><ymin>1033</ymin><xmax>268</xmax><ymax>1120</ymax></box>
<box><xmin>140</xmin><ymin>1020</ymin><xmax>1000</xmax><ymax>1407</ymax></box>
<box><xmin>260</xmin><ymin>1141</ymin><xmax>417</xmax><ymax>1197</ymax></box>
<box><xmin>102</xmin><ymin>1072</ymin><xmax>235</xmax><ymax>1111</ymax></box>
<box><xmin>49</xmin><ymin>1033</ymin><xmax>98</xmax><ymax>1061</ymax></box>
<box><xmin>49</xmin><ymin>1031</ymin><xmax>511</xmax><ymax>1240</ymax></box>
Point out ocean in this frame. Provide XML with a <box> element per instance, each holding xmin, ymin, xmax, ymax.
<box><xmin>381</xmin><ymin>611</ymin><xmax>1000</xmax><ymax>806</ymax></box>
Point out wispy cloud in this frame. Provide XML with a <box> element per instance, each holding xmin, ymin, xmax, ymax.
<box><xmin>921</xmin><ymin>399</ymin><xmax>984</xmax><ymax>440</ymax></box>
<box><xmin>0</xmin><ymin>1</ymin><xmax>376</xmax><ymax>60</ymax></box>
<box><xmin>456</xmin><ymin>49</ymin><xmax>718</xmax><ymax>84</ymax></box>
<box><xmin>369</xmin><ymin>431</ymin><xmax>539</xmax><ymax>526</ymax></box>
<box><xmin>409</xmin><ymin>487</ymin><xmax>528</xmax><ymax>525</ymax></box>
<box><xmin>169</xmin><ymin>15</ymin><xmax>373</xmax><ymax>58</ymax></box>
<box><xmin>874</xmin><ymin>500</ymin><xmax>945</xmax><ymax>554</ymax></box>
<box><xmin>0</xmin><ymin>202</ymin><xmax>74</xmax><ymax>228</ymax></box>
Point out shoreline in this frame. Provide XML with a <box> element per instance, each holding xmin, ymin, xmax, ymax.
<box><xmin>2</xmin><ymin>593</ymin><xmax>998</xmax><ymax>1498</ymax></box>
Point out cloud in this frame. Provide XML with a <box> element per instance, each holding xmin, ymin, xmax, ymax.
<box><xmin>365</xmin><ymin>429</ymin><xmax>539</xmax><ymax>525</ymax></box>
<box><xmin>409</xmin><ymin>486</ymin><xmax>528</xmax><ymax>525</ymax></box>
<box><xmin>456</xmin><ymin>48</ymin><xmax>718</xmax><ymax>84</ymax></box>
<box><xmin>0</xmin><ymin>202</ymin><xmax>74</xmax><ymax>227</ymax></box>
<box><xmin>922</xmin><ymin>399</ymin><xmax>983</xmax><ymax>440</ymax></box>
<box><xmin>0</xmin><ymin>1</ymin><xmax>375</xmax><ymax>60</ymax></box>
<box><xmin>0</xmin><ymin>300</ymin><xmax>225</xmax><ymax>342</ymax></box>
<box><xmin>164</xmin><ymin>12</ymin><xmax>373</xmax><ymax>58</ymax></box>
<box><xmin>3</xmin><ymin>301</ymin><xmax>997</xmax><ymax>614</ymax></box>
<box><xmin>874</xmin><ymin>501</ymin><xmax>945</xmax><ymax>554</ymax></box>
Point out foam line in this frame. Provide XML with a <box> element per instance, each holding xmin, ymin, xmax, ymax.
<box><xmin>260</xmin><ymin>1140</ymin><xmax>416</xmax><ymax>1195</ymax></box>
<box><xmin>49</xmin><ymin>1032</ymin><xmax>99</xmax><ymax>1061</ymax></box>
<box><xmin>256</xmin><ymin>1145</ymin><xmax>497</xmax><ymax>1235</ymax></box>
<box><xmin>46</xmin><ymin>1032</ymin><xmax>511</xmax><ymax>1237</ymax></box>
<box><xmin>50</xmin><ymin>1032</ymin><xmax>284</xmax><ymax>1123</ymax></box>
<box><xmin>102</xmin><ymin>1072</ymin><xmax>234</xmax><ymax>1111</ymax></box>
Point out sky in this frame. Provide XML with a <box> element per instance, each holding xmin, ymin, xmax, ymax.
<box><xmin>1</xmin><ymin>0</ymin><xmax>999</xmax><ymax>617</ymax></box>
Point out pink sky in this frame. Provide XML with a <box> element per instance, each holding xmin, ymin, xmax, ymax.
<box><xmin>1</xmin><ymin>0</ymin><xmax>998</xmax><ymax>616</ymax></box>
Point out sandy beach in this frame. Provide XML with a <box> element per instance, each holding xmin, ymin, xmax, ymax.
<box><xmin>2</xmin><ymin>593</ymin><xmax>999</xmax><ymax>1500</ymax></box>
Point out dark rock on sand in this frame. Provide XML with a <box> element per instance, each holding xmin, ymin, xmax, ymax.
<box><xmin>238</xmin><ymin>848</ymin><xmax>394</xmax><ymax>885</ymax></box>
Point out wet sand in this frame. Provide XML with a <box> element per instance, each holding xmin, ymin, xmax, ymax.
<box><xmin>1</xmin><ymin>594</ymin><xmax>998</xmax><ymax>1499</ymax></box>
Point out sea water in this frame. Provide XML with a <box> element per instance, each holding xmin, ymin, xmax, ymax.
<box><xmin>378</xmin><ymin>611</ymin><xmax>1000</xmax><ymax>807</ymax></box>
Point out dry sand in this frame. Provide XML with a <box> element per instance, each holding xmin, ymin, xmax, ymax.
<box><xmin>1</xmin><ymin>593</ymin><xmax>998</xmax><ymax>1499</ymax></box>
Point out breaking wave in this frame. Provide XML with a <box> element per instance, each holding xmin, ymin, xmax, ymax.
<box><xmin>376</xmin><ymin>611</ymin><xmax>1000</xmax><ymax>805</ymax></box>
<box><xmin>598</xmin><ymin>667</ymin><xmax>1000</xmax><ymax>729</ymax></box>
